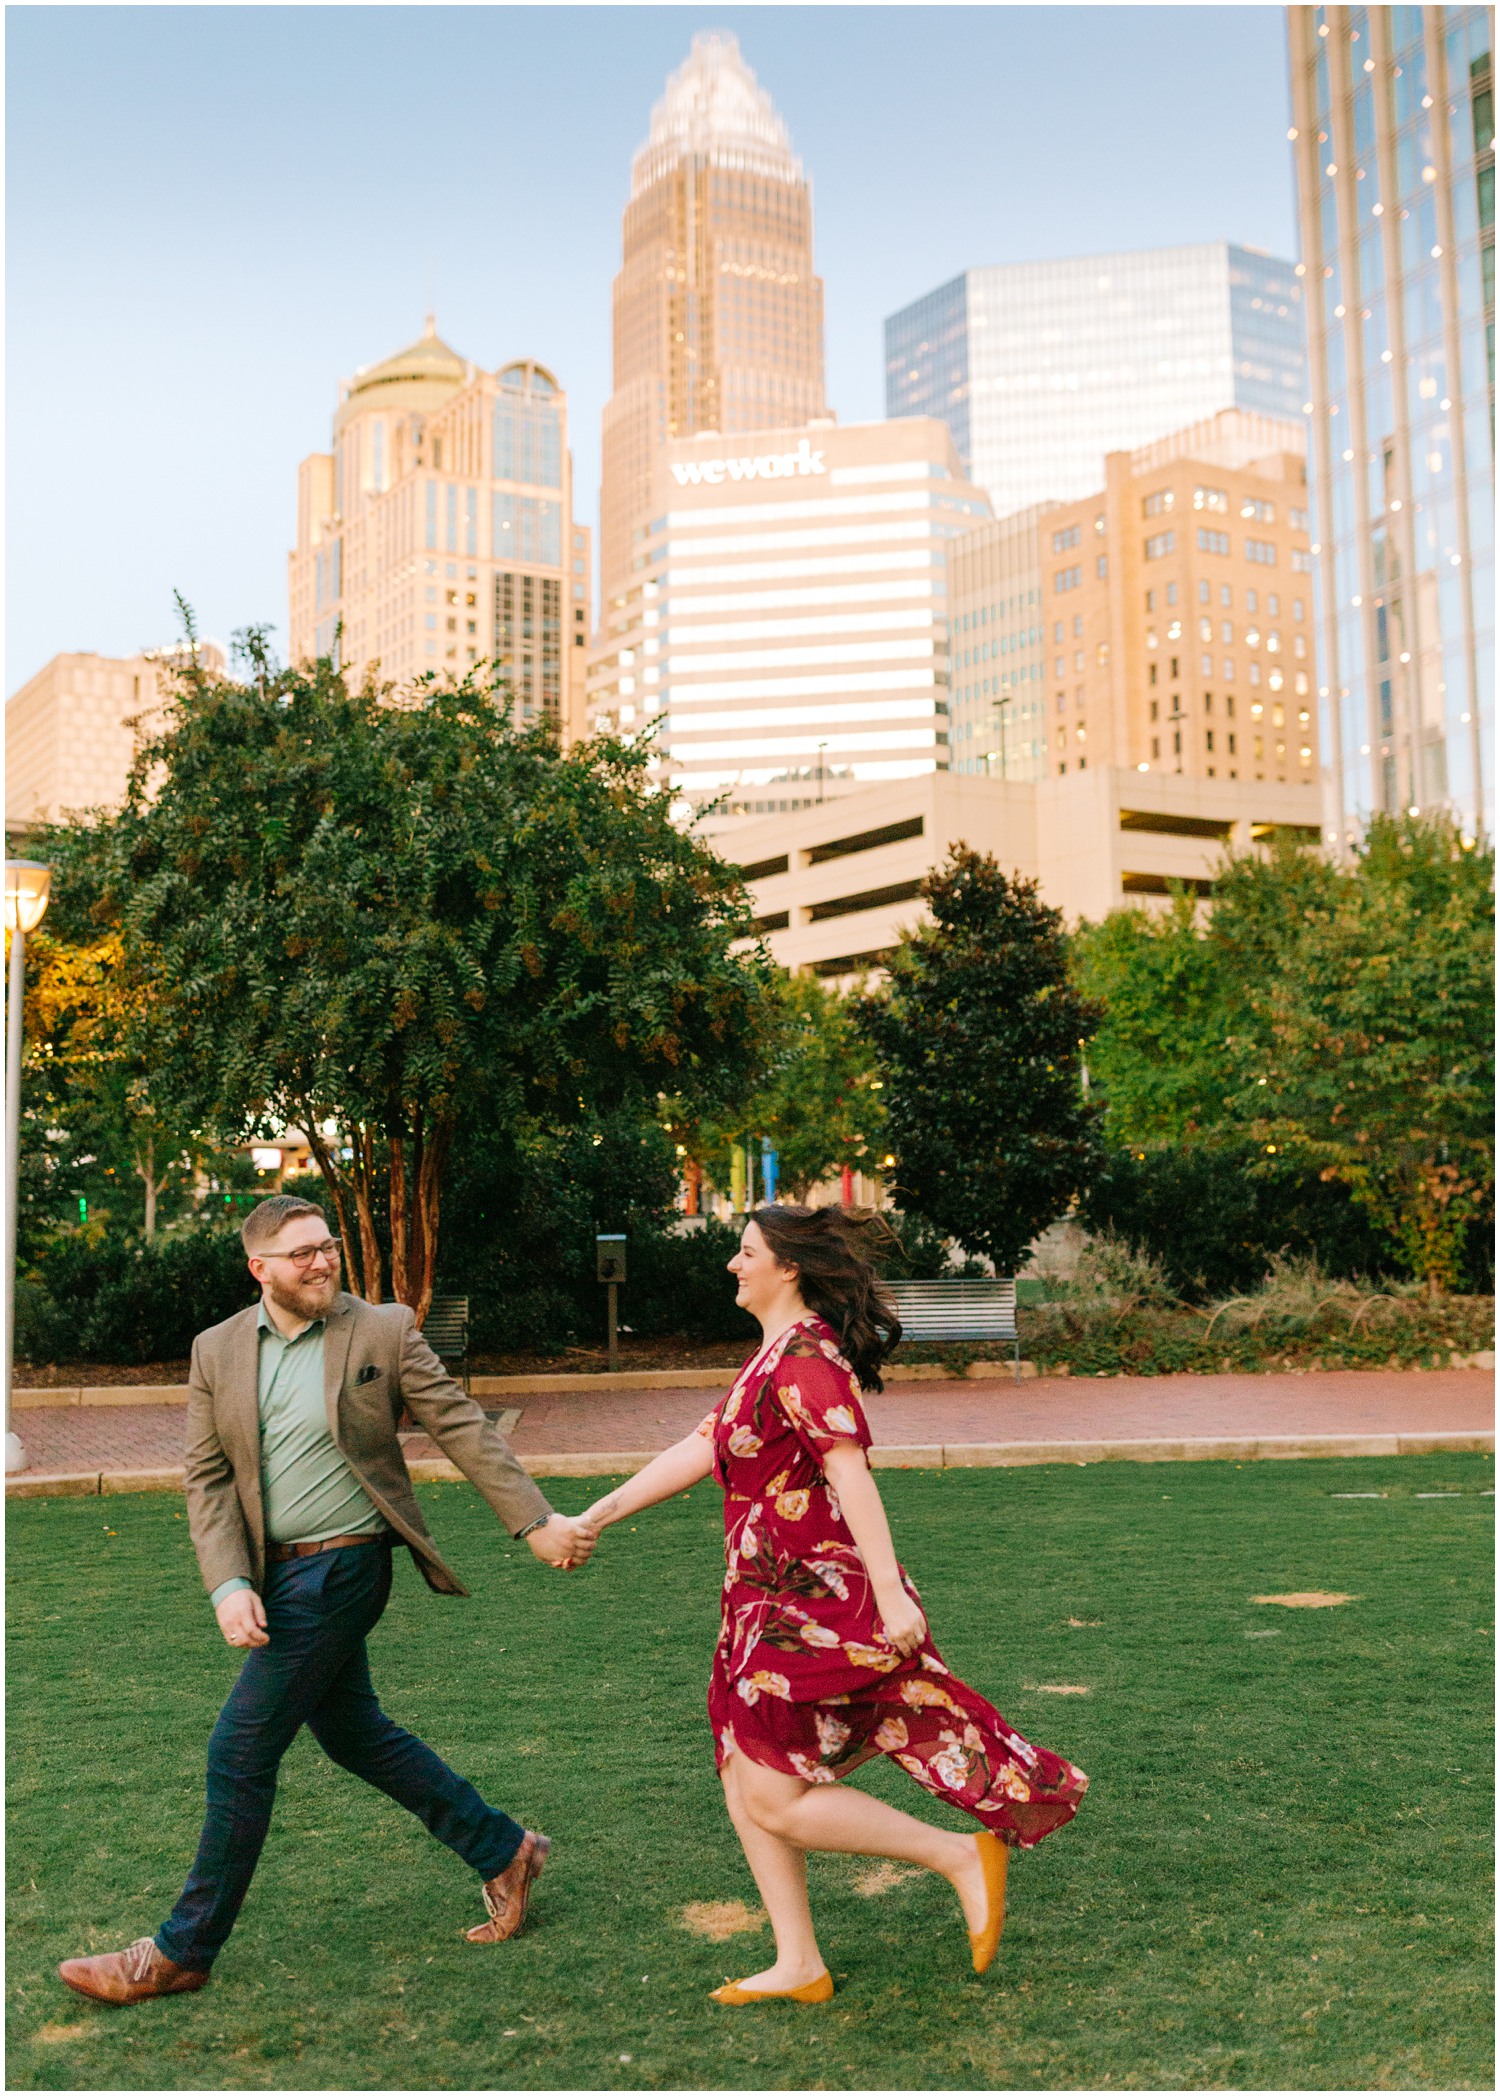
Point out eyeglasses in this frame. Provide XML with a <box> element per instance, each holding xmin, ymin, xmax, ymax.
<box><xmin>261</xmin><ymin>1240</ymin><xmax>342</xmax><ymax>1270</ymax></box>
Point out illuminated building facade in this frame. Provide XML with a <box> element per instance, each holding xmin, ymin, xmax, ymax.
<box><xmin>1288</xmin><ymin>4</ymin><xmax>1493</xmax><ymax>842</ymax></box>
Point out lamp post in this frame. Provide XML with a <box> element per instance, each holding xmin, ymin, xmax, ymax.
<box><xmin>985</xmin><ymin>690</ymin><xmax>1013</xmax><ymax>781</ymax></box>
<box><xmin>5</xmin><ymin>859</ymin><xmax>52</xmax><ymax>1473</ymax></box>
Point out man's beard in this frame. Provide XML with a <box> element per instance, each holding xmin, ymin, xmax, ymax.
<box><xmin>264</xmin><ymin>1267</ymin><xmax>338</xmax><ymax>1322</ymax></box>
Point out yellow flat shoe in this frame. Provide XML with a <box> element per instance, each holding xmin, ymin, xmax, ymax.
<box><xmin>969</xmin><ymin>1830</ymin><xmax>1009</xmax><ymax>1973</ymax></box>
<box><xmin>710</xmin><ymin>1971</ymin><xmax>834</xmax><ymax>2005</ymax></box>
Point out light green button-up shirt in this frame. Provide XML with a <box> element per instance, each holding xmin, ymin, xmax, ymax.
<box><xmin>208</xmin><ymin>1305</ymin><xmax>387</xmax><ymax>1609</ymax></box>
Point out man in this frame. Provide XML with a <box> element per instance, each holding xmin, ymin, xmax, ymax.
<box><xmin>59</xmin><ymin>1193</ymin><xmax>594</xmax><ymax>2007</ymax></box>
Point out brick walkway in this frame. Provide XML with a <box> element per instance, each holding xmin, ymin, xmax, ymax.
<box><xmin>8</xmin><ymin>1368</ymin><xmax>1492</xmax><ymax>1484</ymax></box>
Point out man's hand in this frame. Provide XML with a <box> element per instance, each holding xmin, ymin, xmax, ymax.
<box><xmin>525</xmin><ymin>1514</ymin><xmax>597</xmax><ymax>1570</ymax></box>
<box><xmin>216</xmin><ymin>1588</ymin><xmax>269</xmax><ymax>1649</ymax></box>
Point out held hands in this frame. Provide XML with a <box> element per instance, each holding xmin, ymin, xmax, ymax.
<box><xmin>876</xmin><ymin>1585</ymin><xmax>928</xmax><ymax>1659</ymax></box>
<box><xmin>526</xmin><ymin>1513</ymin><xmax>599</xmax><ymax>1571</ymax></box>
<box><xmin>216</xmin><ymin>1588</ymin><xmax>269</xmax><ymax>1649</ymax></box>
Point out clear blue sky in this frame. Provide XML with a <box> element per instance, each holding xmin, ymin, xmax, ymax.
<box><xmin>5</xmin><ymin>4</ymin><xmax>1297</xmax><ymax>692</ymax></box>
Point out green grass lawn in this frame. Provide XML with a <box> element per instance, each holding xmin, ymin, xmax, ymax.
<box><xmin>7</xmin><ymin>1456</ymin><xmax>1493</xmax><ymax>2092</ymax></box>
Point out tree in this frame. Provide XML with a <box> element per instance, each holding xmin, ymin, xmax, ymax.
<box><xmin>680</xmin><ymin>971</ymin><xmax>887</xmax><ymax>1200</ymax></box>
<box><xmin>1227</xmin><ymin>816</ymin><xmax>1493</xmax><ymax>1294</ymax></box>
<box><xmin>60</xmin><ymin>639</ymin><xmax>768</xmax><ymax>1319</ymax></box>
<box><xmin>1070</xmin><ymin>889</ymin><xmax>1236</xmax><ymax>1145</ymax></box>
<box><xmin>14</xmin><ymin>922</ymin><xmax>206</xmax><ymax>1243</ymax></box>
<box><xmin>1071</xmin><ymin>821</ymin><xmax>1493</xmax><ymax>1295</ymax></box>
<box><xmin>854</xmin><ymin>846</ymin><xmax>1104</xmax><ymax>1272</ymax></box>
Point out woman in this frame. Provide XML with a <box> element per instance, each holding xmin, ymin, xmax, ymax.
<box><xmin>577</xmin><ymin>1204</ymin><xmax>1087</xmax><ymax>2004</ymax></box>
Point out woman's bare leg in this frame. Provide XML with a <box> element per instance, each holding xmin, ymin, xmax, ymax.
<box><xmin>732</xmin><ymin>1754</ymin><xmax>992</xmax><ymax>1934</ymax></box>
<box><xmin>719</xmin><ymin>1754</ymin><xmax>826</xmax><ymax>1991</ymax></box>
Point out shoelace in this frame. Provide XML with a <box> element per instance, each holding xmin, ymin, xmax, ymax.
<box><xmin>125</xmin><ymin>1938</ymin><xmax>159</xmax><ymax>1982</ymax></box>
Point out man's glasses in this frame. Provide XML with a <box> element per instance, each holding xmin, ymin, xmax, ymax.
<box><xmin>262</xmin><ymin>1240</ymin><xmax>342</xmax><ymax>1270</ymax></box>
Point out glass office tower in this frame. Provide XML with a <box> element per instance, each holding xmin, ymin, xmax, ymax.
<box><xmin>1288</xmin><ymin>4</ymin><xmax>1494</xmax><ymax>843</ymax></box>
<box><xmin>885</xmin><ymin>243</ymin><xmax>1307</xmax><ymax>518</ymax></box>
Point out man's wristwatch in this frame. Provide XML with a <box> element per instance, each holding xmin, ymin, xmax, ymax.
<box><xmin>516</xmin><ymin>1514</ymin><xmax>552</xmax><ymax>1540</ymax></box>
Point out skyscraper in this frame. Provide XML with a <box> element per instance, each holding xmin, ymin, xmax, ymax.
<box><xmin>948</xmin><ymin>408</ymin><xmax>1319</xmax><ymax>791</ymax></box>
<box><xmin>288</xmin><ymin>322</ymin><xmax>591</xmax><ymax>738</ymax></box>
<box><xmin>588</xmin><ymin>417</ymin><xmax>990</xmax><ymax>827</ymax></box>
<box><xmin>599</xmin><ymin>31</ymin><xmax>827</xmax><ymax>602</ymax></box>
<box><xmin>1287</xmin><ymin>4</ymin><xmax>1493</xmax><ymax>844</ymax></box>
<box><xmin>885</xmin><ymin>243</ymin><xmax>1308</xmax><ymax>518</ymax></box>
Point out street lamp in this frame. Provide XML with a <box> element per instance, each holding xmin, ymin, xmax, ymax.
<box><xmin>5</xmin><ymin>859</ymin><xmax>52</xmax><ymax>1473</ymax></box>
<box><xmin>985</xmin><ymin>690</ymin><xmax>1013</xmax><ymax>781</ymax></box>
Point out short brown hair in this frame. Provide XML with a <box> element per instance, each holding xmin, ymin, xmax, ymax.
<box><xmin>241</xmin><ymin>1194</ymin><xmax>328</xmax><ymax>1254</ymax></box>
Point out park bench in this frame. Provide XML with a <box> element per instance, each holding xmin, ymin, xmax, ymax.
<box><xmin>423</xmin><ymin>1295</ymin><xmax>471</xmax><ymax>1397</ymax></box>
<box><xmin>885</xmin><ymin>1277</ymin><xmax>1021</xmax><ymax>1380</ymax></box>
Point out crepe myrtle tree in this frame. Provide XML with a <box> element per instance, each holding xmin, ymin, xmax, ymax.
<box><xmin>66</xmin><ymin>623</ymin><xmax>770</xmax><ymax>1319</ymax></box>
<box><xmin>855</xmin><ymin>846</ymin><xmax>1104</xmax><ymax>1274</ymax></box>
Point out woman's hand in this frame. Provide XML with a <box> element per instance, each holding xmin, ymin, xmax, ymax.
<box><xmin>876</xmin><ymin>1586</ymin><xmax>927</xmax><ymax>1658</ymax></box>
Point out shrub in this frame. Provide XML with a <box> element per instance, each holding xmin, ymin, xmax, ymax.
<box><xmin>17</xmin><ymin>1227</ymin><xmax>255</xmax><ymax>1366</ymax></box>
<box><xmin>1079</xmin><ymin>1142</ymin><xmax>1404</xmax><ymax>1301</ymax></box>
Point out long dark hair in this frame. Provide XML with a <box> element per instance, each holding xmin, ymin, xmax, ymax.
<box><xmin>748</xmin><ymin>1204</ymin><xmax>903</xmax><ymax>1392</ymax></box>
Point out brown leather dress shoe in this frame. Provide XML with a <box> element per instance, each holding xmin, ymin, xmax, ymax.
<box><xmin>466</xmin><ymin>1829</ymin><xmax>551</xmax><ymax>1943</ymax></box>
<box><xmin>58</xmin><ymin>1937</ymin><xmax>209</xmax><ymax>2007</ymax></box>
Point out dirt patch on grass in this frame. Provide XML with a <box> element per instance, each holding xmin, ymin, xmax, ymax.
<box><xmin>1252</xmin><ymin>1591</ymin><xmax>1356</xmax><ymax>1608</ymax></box>
<box><xmin>32</xmin><ymin>2023</ymin><xmax>96</xmax><ymax>2044</ymax></box>
<box><xmin>1025</xmin><ymin>1683</ymin><xmax>1090</xmax><ymax>1694</ymax></box>
<box><xmin>852</xmin><ymin>1862</ymin><xmax>921</xmax><ymax>1897</ymax></box>
<box><xmin>678</xmin><ymin>1899</ymin><xmax>767</xmax><ymax>1941</ymax></box>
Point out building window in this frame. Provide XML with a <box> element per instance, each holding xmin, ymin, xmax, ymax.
<box><xmin>1291</xmin><ymin>548</ymin><xmax>1312</xmax><ymax>571</ymax></box>
<box><xmin>1145</xmin><ymin>531</ymin><xmax>1176</xmax><ymax>560</ymax></box>
<box><xmin>1228</xmin><ymin>733</ymin><xmax>1236</xmax><ymax>755</ymax></box>
<box><xmin>493</xmin><ymin>397</ymin><xmax>563</xmax><ymax>488</ymax></box>
<box><xmin>1206</xmin><ymin>730</ymin><xmax>1215</xmax><ymax>752</ymax></box>
<box><xmin>1289</xmin><ymin>507</ymin><xmax>1308</xmax><ymax>530</ymax></box>
<box><xmin>1240</xmin><ymin>497</ymin><xmax>1276</xmax><ymax>523</ymax></box>
<box><xmin>1198</xmin><ymin>579</ymin><xmax>1210</xmax><ymax>603</ymax></box>
<box><xmin>446</xmin><ymin>484</ymin><xmax>459</xmax><ymax>553</ymax></box>
<box><xmin>1246</xmin><ymin>538</ymin><xmax>1277</xmax><ymax>565</ymax></box>
<box><xmin>425</xmin><ymin>480</ymin><xmax>437</xmax><ymax>550</ymax></box>
<box><xmin>1197</xmin><ymin>528</ymin><xmax>1230</xmax><ymax>555</ymax></box>
<box><xmin>1194</xmin><ymin>485</ymin><xmax>1229</xmax><ymax>512</ymax></box>
<box><xmin>1054</xmin><ymin>565</ymin><xmax>1082</xmax><ymax>592</ymax></box>
<box><xmin>1052</xmin><ymin>523</ymin><xmax>1081</xmax><ymax>552</ymax></box>
<box><xmin>1097</xmin><ymin>555</ymin><xmax>1108</xmax><ymax>579</ymax></box>
<box><xmin>1143</xmin><ymin>489</ymin><xmax>1175</xmax><ymax>517</ymax></box>
<box><xmin>1151</xmin><ymin>736</ymin><xmax>1160</xmax><ymax>757</ymax></box>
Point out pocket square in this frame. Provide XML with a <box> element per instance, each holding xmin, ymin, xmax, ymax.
<box><xmin>355</xmin><ymin>1363</ymin><xmax>382</xmax><ymax>1385</ymax></box>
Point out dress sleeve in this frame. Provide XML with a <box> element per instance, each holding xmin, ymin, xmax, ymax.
<box><xmin>694</xmin><ymin>1406</ymin><xmax>719</xmax><ymax>1438</ymax></box>
<box><xmin>772</xmin><ymin>1336</ymin><xmax>872</xmax><ymax>1459</ymax></box>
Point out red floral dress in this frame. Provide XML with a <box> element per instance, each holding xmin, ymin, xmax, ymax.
<box><xmin>701</xmin><ymin>1317</ymin><xmax>1088</xmax><ymax>1848</ymax></box>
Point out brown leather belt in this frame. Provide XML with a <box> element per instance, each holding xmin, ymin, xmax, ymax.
<box><xmin>267</xmin><ymin>1533</ymin><xmax>390</xmax><ymax>1563</ymax></box>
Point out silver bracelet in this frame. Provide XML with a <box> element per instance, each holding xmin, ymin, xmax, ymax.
<box><xmin>515</xmin><ymin>1513</ymin><xmax>552</xmax><ymax>1539</ymax></box>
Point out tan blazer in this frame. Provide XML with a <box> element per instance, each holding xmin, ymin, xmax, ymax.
<box><xmin>183</xmin><ymin>1291</ymin><xmax>552</xmax><ymax>1599</ymax></box>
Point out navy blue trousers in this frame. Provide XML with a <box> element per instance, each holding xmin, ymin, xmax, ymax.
<box><xmin>156</xmin><ymin>1541</ymin><xmax>524</xmax><ymax>1970</ymax></box>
